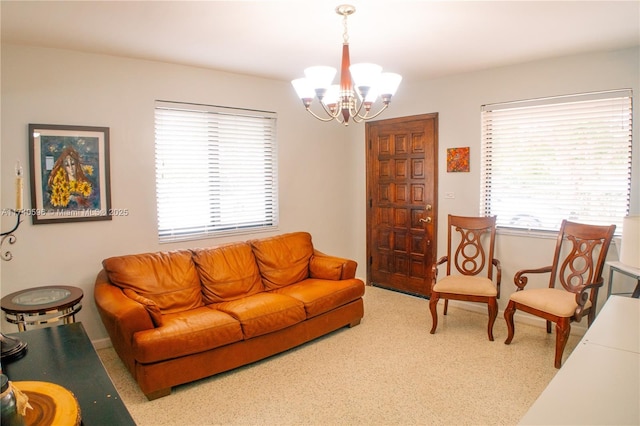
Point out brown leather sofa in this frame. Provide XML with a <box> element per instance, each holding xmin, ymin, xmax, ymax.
<box><xmin>94</xmin><ymin>232</ymin><xmax>365</xmax><ymax>400</ymax></box>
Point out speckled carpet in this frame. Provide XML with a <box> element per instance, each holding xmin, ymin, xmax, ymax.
<box><xmin>98</xmin><ymin>285</ymin><xmax>579</xmax><ymax>425</ymax></box>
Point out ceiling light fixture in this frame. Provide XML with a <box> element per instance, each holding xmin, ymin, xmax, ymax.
<box><xmin>291</xmin><ymin>4</ymin><xmax>402</xmax><ymax>126</ymax></box>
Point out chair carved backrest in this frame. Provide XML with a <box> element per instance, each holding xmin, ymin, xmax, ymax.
<box><xmin>548</xmin><ymin>220</ymin><xmax>616</xmax><ymax>300</ymax></box>
<box><xmin>447</xmin><ymin>215</ymin><xmax>497</xmax><ymax>280</ymax></box>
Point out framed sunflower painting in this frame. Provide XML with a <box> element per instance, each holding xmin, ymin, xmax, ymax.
<box><xmin>29</xmin><ymin>124</ymin><xmax>112</xmax><ymax>224</ymax></box>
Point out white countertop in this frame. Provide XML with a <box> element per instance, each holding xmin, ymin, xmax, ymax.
<box><xmin>519</xmin><ymin>296</ymin><xmax>640</xmax><ymax>425</ymax></box>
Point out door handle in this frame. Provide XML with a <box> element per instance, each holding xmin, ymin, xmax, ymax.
<box><xmin>419</xmin><ymin>217</ymin><xmax>432</xmax><ymax>224</ymax></box>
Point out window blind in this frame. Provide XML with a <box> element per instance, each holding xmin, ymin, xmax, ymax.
<box><xmin>155</xmin><ymin>101</ymin><xmax>278</xmax><ymax>242</ymax></box>
<box><xmin>480</xmin><ymin>89</ymin><xmax>632</xmax><ymax>233</ymax></box>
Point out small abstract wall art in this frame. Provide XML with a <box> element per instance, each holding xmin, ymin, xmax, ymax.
<box><xmin>447</xmin><ymin>147</ymin><xmax>470</xmax><ymax>172</ymax></box>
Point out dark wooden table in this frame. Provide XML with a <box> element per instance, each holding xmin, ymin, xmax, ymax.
<box><xmin>2</xmin><ymin>322</ymin><xmax>136</xmax><ymax>425</ymax></box>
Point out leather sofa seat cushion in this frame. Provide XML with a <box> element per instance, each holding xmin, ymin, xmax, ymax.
<box><xmin>250</xmin><ymin>232</ymin><xmax>313</xmax><ymax>290</ymax></box>
<box><xmin>133</xmin><ymin>307</ymin><xmax>243</xmax><ymax>364</ymax></box>
<box><xmin>103</xmin><ymin>250</ymin><xmax>203</xmax><ymax>314</ymax></box>
<box><xmin>273</xmin><ymin>278</ymin><xmax>365</xmax><ymax>318</ymax></box>
<box><xmin>215</xmin><ymin>293</ymin><xmax>306</xmax><ymax>339</ymax></box>
<box><xmin>192</xmin><ymin>242</ymin><xmax>264</xmax><ymax>304</ymax></box>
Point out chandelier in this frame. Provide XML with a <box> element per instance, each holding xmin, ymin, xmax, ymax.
<box><xmin>291</xmin><ymin>4</ymin><xmax>402</xmax><ymax>125</ymax></box>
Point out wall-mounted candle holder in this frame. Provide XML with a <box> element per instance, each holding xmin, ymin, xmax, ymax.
<box><xmin>1</xmin><ymin>211</ymin><xmax>23</xmax><ymax>262</ymax></box>
<box><xmin>2</xmin><ymin>161</ymin><xmax>25</xmax><ymax>261</ymax></box>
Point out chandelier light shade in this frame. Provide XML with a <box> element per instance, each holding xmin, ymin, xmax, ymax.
<box><xmin>291</xmin><ymin>4</ymin><xmax>402</xmax><ymax>125</ymax></box>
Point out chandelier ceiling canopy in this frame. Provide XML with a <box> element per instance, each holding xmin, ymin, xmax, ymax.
<box><xmin>291</xmin><ymin>4</ymin><xmax>402</xmax><ymax>126</ymax></box>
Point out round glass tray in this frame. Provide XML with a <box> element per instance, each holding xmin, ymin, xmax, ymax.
<box><xmin>12</xmin><ymin>288</ymin><xmax>71</xmax><ymax>306</ymax></box>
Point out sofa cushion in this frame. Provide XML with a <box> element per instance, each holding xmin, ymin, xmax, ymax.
<box><xmin>102</xmin><ymin>250</ymin><xmax>203</xmax><ymax>314</ymax></box>
<box><xmin>192</xmin><ymin>242</ymin><xmax>264</xmax><ymax>304</ymax></box>
<box><xmin>250</xmin><ymin>232</ymin><xmax>313</xmax><ymax>290</ymax></box>
<box><xmin>122</xmin><ymin>288</ymin><xmax>164</xmax><ymax>327</ymax></box>
<box><xmin>272</xmin><ymin>278</ymin><xmax>365</xmax><ymax>318</ymax></box>
<box><xmin>132</xmin><ymin>307</ymin><xmax>243</xmax><ymax>364</ymax></box>
<box><xmin>309</xmin><ymin>255</ymin><xmax>343</xmax><ymax>280</ymax></box>
<box><xmin>215</xmin><ymin>293</ymin><xmax>306</xmax><ymax>339</ymax></box>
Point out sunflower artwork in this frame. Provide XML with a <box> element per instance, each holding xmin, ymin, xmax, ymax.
<box><xmin>29</xmin><ymin>124</ymin><xmax>111</xmax><ymax>224</ymax></box>
<box><xmin>447</xmin><ymin>147</ymin><xmax>470</xmax><ymax>172</ymax></box>
<box><xmin>47</xmin><ymin>144</ymin><xmax>96</xmax><ymax>209</ymax></box>
<box><xmin>45</xmin><ymin>145</ymin><xmax>95</xmax><ymax>208</ymax></box>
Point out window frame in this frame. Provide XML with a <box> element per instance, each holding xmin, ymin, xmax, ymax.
<box><xmin>480</xmin><ymin>89</ymin><xmax>633</xmax><ymax>236</ymax></box>
<box><xmin>154</xmin><ymin>100</ymin><xmax>279</xmax><ymax>243</ymax></box>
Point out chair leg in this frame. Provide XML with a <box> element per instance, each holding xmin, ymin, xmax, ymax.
<box><xmin>429</xmin><ymin>293</ymin><xmax>440</xmax><ymax>334</ymax></box>
<box><xmin>444</xmin><ymin>298</ymin><xmax>449</xmax><ymax>315</ymax></box>
<box><xmin>554</xmin><ymin>318</ymin><xmax>571</xmax><ymax>368</ymax></box>
<box><xmin>504</xmin><ymin>300</ymin><xmax>516</xmax><ymax>344</ymax></box>
<box><xmin>487</xmin><ymin>298</ymin><xmax>497</xmax><ymax>341</ymax></box>
<box><xmin>587</xmin><ymin>305</ymin><xmax>598</xmax><ymax>327</ymax></box>
<box><xmin>631</xmin><ymin>279</ymin><xmax>640</xmax><ymax>298</ymax></box>
<box><xmin>546</xmin><ymin>320</ymin><xmax>552</xmax><ymax>334</ymax></box>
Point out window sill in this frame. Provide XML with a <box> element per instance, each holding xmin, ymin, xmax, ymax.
<box><xmin>496</xmin><ymin>227</ymin><xmax>558</xmax><ymax>239</ymax></box>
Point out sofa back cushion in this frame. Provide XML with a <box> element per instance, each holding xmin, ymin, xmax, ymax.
<box><xmin>102</xmin><ymin>250</ymin><xmax>203</xmax><ymax>314</ymax></box>
<box><xmin>192</xmin><ymin>242</ymin><xmax>264</xmax><ymax>303</ymax></box>
<box><xmin>250</xmin><ymin>232</ymin><xmax>313</xmax><ymax>290</ymax></box>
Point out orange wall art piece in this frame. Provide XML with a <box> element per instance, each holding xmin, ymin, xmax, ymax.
<box><xmin>447</xmin><ymin>147</ymin><xmax>470</xmax><ymax>172</ymax></box>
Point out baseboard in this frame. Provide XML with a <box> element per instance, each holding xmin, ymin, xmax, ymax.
<box><xmin>370</xmin><ymin>282</ymin><xmax>429</xmax><ymax>299</ymax></box>
<box><xmin>92</xmin><ymin>337</ymin><xmax>113</xmax><ymax>350</ymax></box>
<box><xmin>446</xmin><ymin>299</ymin><xmax>588</xmax><ymax>337</ymax></box>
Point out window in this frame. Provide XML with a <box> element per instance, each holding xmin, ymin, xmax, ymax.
<box><xmin>480</xmin><ymin>89</ymin><xmax>632</xmax><ymax>233</ymax></box>
<box><xmin>155</xmin><ymin>101</ymin><xmax>278</xmax><ymax>242</ymax></box>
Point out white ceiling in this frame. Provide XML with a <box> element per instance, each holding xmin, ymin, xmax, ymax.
<box><xmin>2</xmin><ymin>1</ymin><xmax>639</xmax><ymax>83</ymax></box>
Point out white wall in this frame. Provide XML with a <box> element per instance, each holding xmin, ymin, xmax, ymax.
<box><xmin>349</xmin><ymin>47</ymin><xmax>640</xmax><ymax>331</ymax></box>
<box><xmin>2</xmin><ymin>44</ymin><xmax>638</xmax><ymax>343</ymax></box>
<box><xmin>0</xmin><ymin>45</ymin><xmax>360</xmax><ymax>342</ymax></box>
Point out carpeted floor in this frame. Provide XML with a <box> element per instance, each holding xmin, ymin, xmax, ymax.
<box><xmin>97</xmin><ymin>285</ymin><xmax>579</xmax><ymax>425</ymax></box>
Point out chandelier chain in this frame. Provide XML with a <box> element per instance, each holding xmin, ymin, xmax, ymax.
<box><xmin>342</xmin><ymin>13</ymin><xmax>349</xmax><ymax>44</ymax></box>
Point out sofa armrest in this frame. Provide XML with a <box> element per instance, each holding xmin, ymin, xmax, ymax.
<box><xmin>310</xmin><ymin>250</ymin><xmax>358</xmax><ymax>280</ymax></box>
<box><xmin>94</xmin><ymin>269</ymin><xmax>155</xmax><ymax>373</ymax></box>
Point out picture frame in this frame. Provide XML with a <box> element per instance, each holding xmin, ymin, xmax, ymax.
<box><xmin>28</xmin><ymin>124</ymin><xmax>112</xmax><ymax>224</ymax></box>
<box><xmin>446</xmin><ymin>147</ymin><xmax>470</xmax><ymax>172</ymax></box>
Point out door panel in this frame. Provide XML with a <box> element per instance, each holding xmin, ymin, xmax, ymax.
<box><xmin>366</xmin><ymin>114</ymin><xmax>438</xmax><ymax>297</ymax></box>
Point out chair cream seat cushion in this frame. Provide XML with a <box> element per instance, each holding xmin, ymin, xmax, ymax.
<box><xmin>433</xmin><ymin>275</ymin><xmax>497</xmax><ymax>297</ymax></box>
<box><xmin>509</xmin><ymin>288</ymin><xmax>592</xmax><ymax>317</ymax></box>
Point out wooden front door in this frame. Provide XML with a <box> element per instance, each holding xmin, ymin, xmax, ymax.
<box><xmin>366</xmin><ymin>114</ymin><xmax>438</xmax><ymax>297</ymax></box>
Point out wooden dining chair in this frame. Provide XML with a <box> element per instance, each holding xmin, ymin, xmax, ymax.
<box><xmin>429</xmin><ymin>215</ymin><xmax>501</xmax><ymax>340</ymax></box>
<box><xmin>504</xmin><ymin>220</ymin><xmax>616</xmax><ymax>368</ymax></box>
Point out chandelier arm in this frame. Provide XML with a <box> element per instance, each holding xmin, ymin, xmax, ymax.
<box><xmin>351</xmin><ymin>108</ymin><xmax>368</xmax><ymax>123</ymax></box>
<box><xmin>349</xmin><ymin>98</ymin><xmax>369</xmax><ymax>119</ymax></box>
<box><xmin>305</xmin><ymin>107</ymin><xmax>342</xmax><ymax>122</ymax></box>
<box><xmin>357</xmin><ymin>104</ymin><xmax>390</xmax><ymax>121</ymax></box>
<box><xmin>319</xmin><ymin>101</ymin><xmax>344</xmax><ymax>119</ymax></box>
